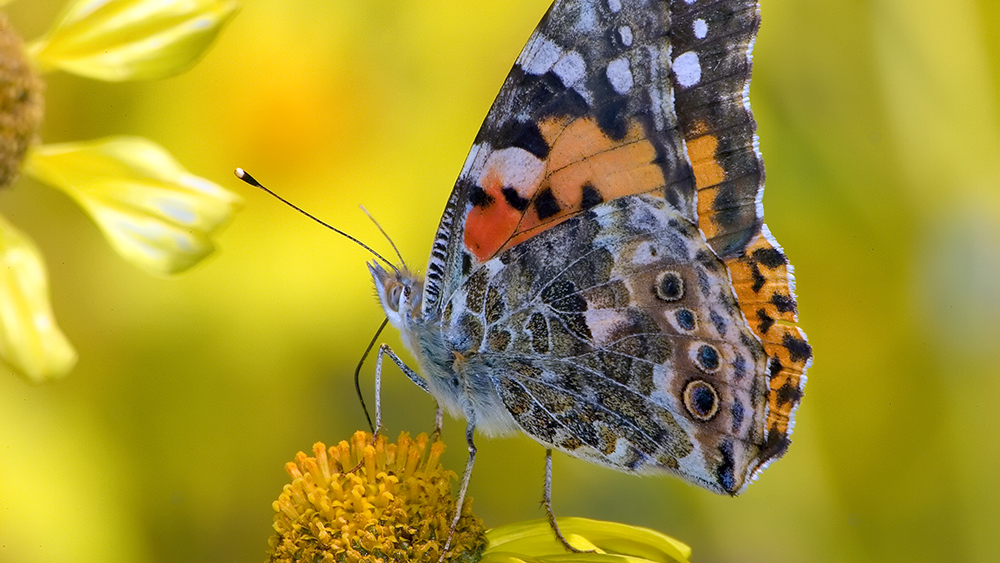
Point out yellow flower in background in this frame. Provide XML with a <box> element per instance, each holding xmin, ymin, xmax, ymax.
<box><xmin>27</xmin><ymin>0</ymin><xmax>240</xmax><ymax>81</ymax></box>
<box><xmin>0</xmin><ymin>0</ymin><xmax>240</xmax><ymax>383</ymax></box>
<box><xmin>268</xmin><ymin>431</ymin><xmax>692</xmax><ymax>563</ymax></box>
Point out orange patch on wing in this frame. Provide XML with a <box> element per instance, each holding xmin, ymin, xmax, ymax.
<box><xmin>464</xmin><ymin>165</ymin><xmax>532</xmax><ymax>262</ymax></box>
<box><xmin>549</xmin><ymin>121</ymin><xmax>661</xmax><ymax>200</ymax></box>
<box><xmin>695</xmin><ymin>183</ymin><xmax>755</xmax><ymax>242</ymax></box>
<box><xmin>687</xmin><ymin>133</ymin><xmax>725</xmax><ymax>190</ymax></box>
<box><xmin>511</xmin><ymin>117</ymin><xmax>665</xmax><ymax>247</ymax></box>
<box><xmin>685</xmin><ymin>120</ymin><xmax>729</xmax><ymax>242</ymax></box>
<box><xmin>695</xmin><ymin>185</ymin><xmax>724</xmax><ymax>241</ymax></box>
<box><xmin>465</xmin><ymin>116</ymin><xmax>669</xmax><ymax>261</ymax></box>
<box><xmin>726</xmin><ymin>234</ymin><xmax>809</xmax><ymax>438</ymax></box>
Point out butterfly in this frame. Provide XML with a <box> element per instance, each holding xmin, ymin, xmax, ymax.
<box><xmin>367</xmin><ymin>0</ymin><xmax>811</xmax><ymax>547</ymax></box>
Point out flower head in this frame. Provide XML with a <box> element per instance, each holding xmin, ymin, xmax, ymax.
<box><xmin>0</xmin><ymin>13</ymin><xmax>43</xmax><ymax>188</ymax></box>
<box><xmin>268</xmin><ymin>431</ymin><xmax>487</xmax><ymax>563</ymax></box>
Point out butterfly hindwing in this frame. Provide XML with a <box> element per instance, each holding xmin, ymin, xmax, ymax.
<box><xmin>444</xmin><ymin>194</ymin><xmax>770</xmax><ymax>493</ymax></box>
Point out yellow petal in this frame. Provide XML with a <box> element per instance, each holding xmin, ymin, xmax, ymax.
<box><xmin>482</xmin><ymin>518</ymin><xmax>692</xmax><ymax>563</ymax></box>
<box><xmin>27</xmin><ymin>0</ymin><xmax>239</xmax><ymax>81</ymax></box>
<box><xmin>24</xmin><ymin>136</ymin><xmax>242</xmax><ymax>276</ymax></box>
<box><xmin>0</xmin><ymin>215</ymin><xmax>77</xmax><ymax>383</ymax></box>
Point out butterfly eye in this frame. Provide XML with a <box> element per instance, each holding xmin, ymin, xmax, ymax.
<box><xmin>388</xmin><ymin>283</ymin><xmax>404</xmax><ymax>312</ymax></box>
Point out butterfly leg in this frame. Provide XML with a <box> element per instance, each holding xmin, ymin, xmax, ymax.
<box><xmin>543</xmin><ymin>449</ymin><xmax>591</xmax><ymax>553</ymax></box>
<box><xmin>374</xmin><ymin>343</ymin><xmax>431</xmax><ymax>434</ymax></box>
<box><xmin>439</xmin><ymin>421</ymin><xmax>477</xmax><ymax>562</ymax></box>
<box><xmin>431</xmin><ymin>403</ymin><xmax>445</xmax><ymax>441</ymax></box>
<box><xmin>375</xmin><ymin>343</ymin><xmax>444</xmax><ymax>438</ymax></box>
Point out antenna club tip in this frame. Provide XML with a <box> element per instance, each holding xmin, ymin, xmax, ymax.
<box><xmin>234</xmin><ymin>167</ymin><xmax>260</xmax><ymax>187</ymax></box>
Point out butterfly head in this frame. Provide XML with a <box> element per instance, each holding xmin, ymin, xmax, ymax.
<box><xmin>369</xmin><ymin>261</ymin><xmax>424</xmax><ymax>329</ymax></box>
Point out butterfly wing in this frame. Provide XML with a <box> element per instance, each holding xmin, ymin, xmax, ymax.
<box><xmin>424</xmin><ymin>0</ymin><xmax>765</xmax><ymax>310</ymax></box>
<box><xmin>420</xmin><ymin>0</ymin><xmax>810</xmax><ymax>492</ymax></box>
<box><xmin>448</xmin><ymin>194</ymin><xmax>770</xmax><ymax>493</ymax></box>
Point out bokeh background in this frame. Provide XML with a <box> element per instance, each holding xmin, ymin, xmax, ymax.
<box><xmin>3</xmin><ymin>0</ymin><xmax>1000</xmax><ymax>562</ymax></box>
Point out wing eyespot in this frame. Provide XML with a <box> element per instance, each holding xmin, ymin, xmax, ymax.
<box><xmin>683</xmin><ymin>379</ymin><xmax>720</xmax><ymax>422</ymax></box>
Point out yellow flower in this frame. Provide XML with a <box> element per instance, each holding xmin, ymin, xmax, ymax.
<box><xmin>268</xmin><ymin>431</ymin><xmax>693</xmax><ymax>563</ymax></box>
<box><xmin>268</xmin><ymin>431</ymin><xmax>487</xmax><ymax>563</ymax></box>
<box><xmin>27</xmin><ymin>0</ymin><xmax>240</xmax><ymax>81</ymax></box>
<box><xmin>0</xmin><ymin>0</ymin><xmax>241</xmax><ymax>383</ymax></box>
<box><xmin>482</xmin><ymin>518</ymin><xmax>692</xmax><ymax>563</ymax></box>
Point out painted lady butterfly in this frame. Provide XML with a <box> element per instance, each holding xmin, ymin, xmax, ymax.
<box><xmin>368</xmin><ymin>0</ymin><xmax>811</xmax><ymax>542</ymax></box>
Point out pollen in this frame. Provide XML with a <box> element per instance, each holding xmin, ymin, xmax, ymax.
<box><xmin>267</xmin><ymin>431</ymin><xmax>486</xmax><ymax>563</ymax></box>
<box><xmin>0</xmin><ymin>15</ymin><xmax>44</xmax><ymax>189</ymax></box>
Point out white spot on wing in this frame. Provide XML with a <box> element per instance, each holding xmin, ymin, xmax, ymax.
<box><xmin>479</xmin><ymin>147</ymin><xmax>546</xmax><ymax>199</ymax></box>
<box><xmin>673</xmin><ymin>51</ymin><xmax>701</xmax><ymax>88</ymax></box>
<box><xmin>519</xmin><ymin>34</ymin><xmax>562</xmax><ymax>76</ymax></box>
<box><xmin>618</xmin><ymin>26</ymin><xmax>633</xmax><ymax>47</ymax></box>
<box><xmin>693</xmin><ymin>19</ymin><xmax>708</xmax><ymax>40</ymax></box>
<box><xmin>484</xmin><ymin>257</ymin><xmax>505</xmax><ymax>278</ymax></box>
<box><xmin>648</xmin><ymin>84</ymin><xmax>664</xmax><ymax>129</ymax></box>
<box><xmin>606</xmin><ymin>57</ymin><xmax>633</xmax><ymax>94</ymax></box>
<box><xmin>607</xmin><ymin>0</ymin><xmax>622</xmax><ymax>12</ymax></box>
<box><xmin>585</xmin><ymin>309</ymin><xmax>628</xmax><ymax>345</ymax></box>
<box><xmin>553</xmin><ymin>50</ymin><xmax>586</xmax><ymax>86</ymax></box>
<box><xmin>631</xmin><ymin>241</ymin><xmax>660</xmax><ymax>265</ymax></box>
<box><xmin>574</xmin><ymin>5</ymin><xmax>598</xmax><ymax>33</ymax></box>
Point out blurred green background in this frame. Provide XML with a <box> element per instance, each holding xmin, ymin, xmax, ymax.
<box><xmin>2</xmin><ymin>0</ymin><xmax>1000</xmax><ymax>562</ymax></box>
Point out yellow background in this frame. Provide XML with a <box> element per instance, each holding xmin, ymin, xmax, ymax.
<box><xmin>3</xmin><ymin>1</ymin><xmax>1000</xmax><ymax>562</ymax></box>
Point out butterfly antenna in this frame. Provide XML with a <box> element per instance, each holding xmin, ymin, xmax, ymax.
<box><xmin>235</xmin><ymin>168</ymin><xmax>398</xmax><ymax>273</ymax></box>
<box><xmin>359</xmin><ymin>205</ymin><xmax>407</xmax><ymax>271</ymax></box>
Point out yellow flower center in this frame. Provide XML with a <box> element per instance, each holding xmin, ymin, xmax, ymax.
<box><xmin>0</xmin><ymin>14</ymin><xmax>43</xmax><ymax>189</ymax></box>
<box><xmin>268</xmin><ymin>431</ymin><xmax>486</xmax><ymax>563</ymax></box>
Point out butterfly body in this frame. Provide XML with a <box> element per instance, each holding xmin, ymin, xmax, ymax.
<box><xmin>371</xmin><ymin>0</ymin><xmax>810</xmax><ymax>498</ymax></box>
